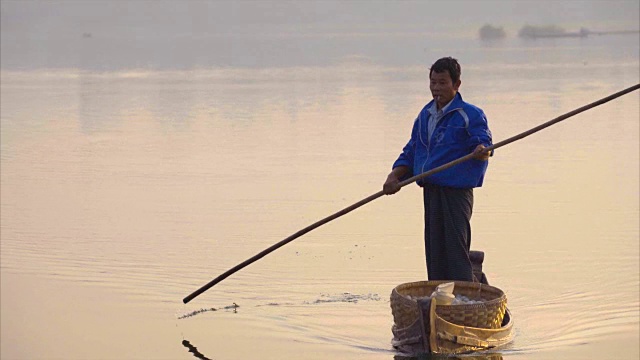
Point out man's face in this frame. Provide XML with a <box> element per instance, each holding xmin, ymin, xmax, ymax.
<box><xmin>429</xmin><ymin>71</ymin><xmax>461</xmax><ymax>109</ymax></box>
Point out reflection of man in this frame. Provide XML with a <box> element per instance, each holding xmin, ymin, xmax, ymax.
<box><xmin>383</xmin><ymin>57</ymin><xmax>492</xmax><ymax>282</ymax></box>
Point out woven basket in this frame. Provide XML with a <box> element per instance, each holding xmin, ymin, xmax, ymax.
<box><xmin>390</xmin><ymin>280</ymin><xmax>507</xmax><ymax>329</ymax></box>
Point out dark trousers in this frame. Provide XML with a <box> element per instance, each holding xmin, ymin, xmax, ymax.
<box><xmin>423</xmin><ymin>184</ymin><xmax>474</xmax><ymax>281</ymax></box>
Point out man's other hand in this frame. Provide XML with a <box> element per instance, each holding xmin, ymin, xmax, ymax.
<box><xmin>472</xmin><ymin>144</ymin><xmax>490</xmax><ymax>161</ymax></box>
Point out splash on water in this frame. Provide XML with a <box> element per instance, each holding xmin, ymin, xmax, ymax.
<box><xmin>177</xmin><ymin>303</ymin><xmax>239</xmax><ymax>319</ymax></box>
<box><xmin>307</xmin><ymin>292</ymin><xmax>382</xmax><ymax>304</ymax></box>
<box><xmin>178</xmin><ymin>293</ymin><xmax>381</xmax><ymax>319</ymax></box>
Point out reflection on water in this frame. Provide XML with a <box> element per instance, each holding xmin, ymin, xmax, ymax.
<box><xmin>394</xmin><ymin>354</ymin><xmax>503</xmax><ymax>360</ymax></box>
<box><xmin>182</xmin><ymin>340</ymin><xmax>214</xmax><ymax>360</ymax></box>
<box><xmin>181</xmin><ymin>338</ymin><xmax>506</xmax><ymax>360</ymax></box>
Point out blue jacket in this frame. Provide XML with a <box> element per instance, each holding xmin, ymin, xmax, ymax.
<box><xmin>392</xmin><ymin>92</ymin><xmax>492</xmax><ymax>188</ymax></box>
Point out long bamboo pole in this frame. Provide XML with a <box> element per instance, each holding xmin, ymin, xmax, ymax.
<box><xmin>183</xmin><ymin>83</ymin><xmax>639</xmax><ymax>304</ymax></box>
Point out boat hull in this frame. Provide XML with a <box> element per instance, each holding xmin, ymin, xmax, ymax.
<box><xmin>391</xmin><ymin>251</ymin><xmax>513</xmax><ymax>355</ymax></box>
<box><xmin>393</xmin><ymin>298</ymin><xmax>513</xmax><ymax>355</ymax></box>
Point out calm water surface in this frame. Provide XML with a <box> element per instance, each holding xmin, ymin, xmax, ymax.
<box><xmin>1</xmin><ymin>35</ymin><xmax>639</xmax><ymax>360</ymax></box>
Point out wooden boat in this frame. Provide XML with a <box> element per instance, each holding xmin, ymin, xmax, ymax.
<box><xmin>392</xmin><ymin>299</ymin><xmax>513</xmax><ymax>355</ymax></box>
<box><xmin>391</xmin><ymin>251</ymin><xmax>514</xmax><ymax>356</ymax></box>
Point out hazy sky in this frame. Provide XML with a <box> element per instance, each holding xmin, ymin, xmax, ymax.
<box><xmin>1</xmin><ymin>0</ymin><xmax>638</xmax><ymax>70</ymax></box>
<box><xmin>2</xmin><ymin>0</ymin><xmax>638</xmax><ymax>36</ymax></box>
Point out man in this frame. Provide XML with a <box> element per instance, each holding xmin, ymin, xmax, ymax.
<box><xmin>383</xmin><ymin>57</ymin><xmax>492</xmax><ymax>282</ymax></box>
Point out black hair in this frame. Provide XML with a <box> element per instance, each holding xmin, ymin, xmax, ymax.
<box><xmin>429</xmin><ymin>57</ymin><xmax>461</xmax><ymax>83</ymax></box>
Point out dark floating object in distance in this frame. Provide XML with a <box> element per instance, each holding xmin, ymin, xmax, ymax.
<box><xmin>479</xmin><ymin>24</ymin><xmax>506</xmax><ymax>40</ymax></box>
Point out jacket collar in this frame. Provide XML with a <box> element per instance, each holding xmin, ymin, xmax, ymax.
<box><xmin>426</xmin><ymin>92</ymin><xmax>465</xmax><ymax>115</ymax></box>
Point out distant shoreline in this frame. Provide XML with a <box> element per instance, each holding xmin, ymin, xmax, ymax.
<box><xmin>480</xmin><ymin>23</ymin><xmax>640</xmax><ymax>40</ymax></box>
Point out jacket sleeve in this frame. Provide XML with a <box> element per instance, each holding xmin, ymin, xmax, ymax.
<box><xmin>467</xmin><ymin>109</ymin><xmax>492</xmax><ymax>149</ymax></box>
<box><xmin>392</xmin><ymin>118</ymin><xmax>418</xmax><ymax>176</ymax></box>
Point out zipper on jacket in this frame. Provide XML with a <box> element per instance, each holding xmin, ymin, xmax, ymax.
<box><xmin>420</xmin><ymin>106</ymin><xmax>463</xmax><ymax>175</ymax></box>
